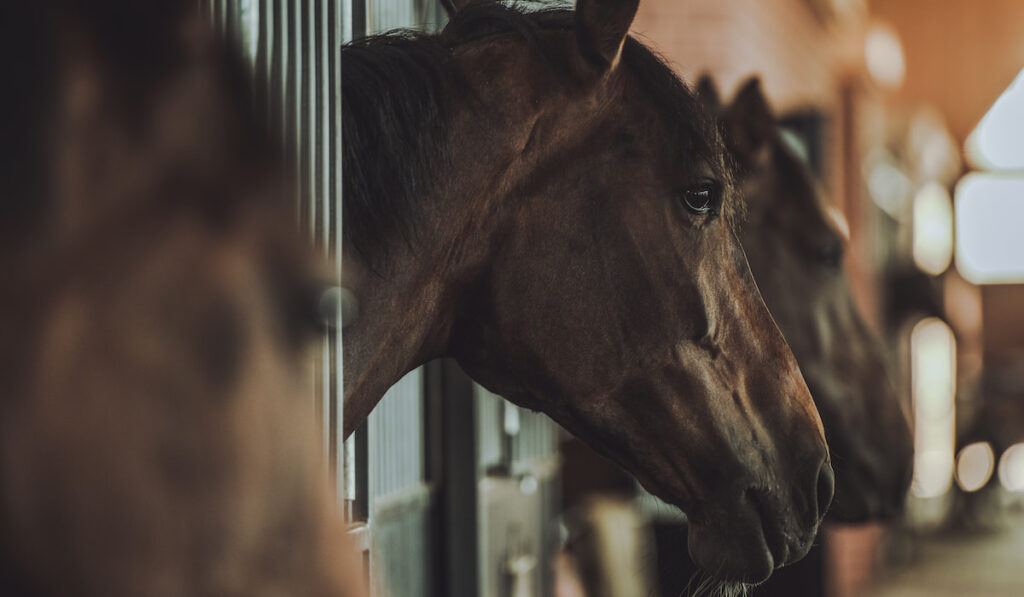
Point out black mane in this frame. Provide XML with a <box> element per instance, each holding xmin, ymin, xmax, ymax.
<box><xmin>341</xmin><ymin>30</ymin><xmax>453</xmax><ymax>266</ymax></box>
<box><xmin>341</xmin><ymin>3</ymin><xmax>567</xmax><ymax>265</ymax></box>
<box><xmin>341</xmin><ymin>2</ymin><xmax>728</xmax><ymax>265</ymax></box>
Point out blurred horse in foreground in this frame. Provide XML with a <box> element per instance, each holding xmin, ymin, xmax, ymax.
<box><xmin>0</xmin><ymin>2</ymin><xmax>361</xmax><ymax>595</ymax></box>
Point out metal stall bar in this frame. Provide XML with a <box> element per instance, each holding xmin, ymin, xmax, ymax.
<box><xmin>204</xmin><ymin>0</ymin><xmax>345</xmax><ymax>504</ymax></box>
<box><xmin>334</xmin><ymin>0</ymin><xmax>347</xmax><ymax>515</ymax></box>
<box><xmin>340</xmin><ymin>0</ymin><xmax>365</xmax><ymax>542</ymax></box>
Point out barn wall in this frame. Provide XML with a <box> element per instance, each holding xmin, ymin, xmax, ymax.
<box><xmin>870</xmin><ymin>0</ymin><xmax>1024</xmax><ymax>144</ymax></box>
<box><xmin>631</xmin><ymin>0</ymin><xmax>843</xmax><ymax>113</ymax></box>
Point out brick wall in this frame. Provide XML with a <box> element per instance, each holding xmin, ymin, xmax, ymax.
<box><xmin>631</xmin><ymin>0</ymin><xmax>846</xmax><ymax>113</ymax></box>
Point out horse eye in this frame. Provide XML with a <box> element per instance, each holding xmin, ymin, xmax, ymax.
<box><xmin>682</xmin><ymin>181</ymin><xmax>720</xmax><ymax>215</ymax></box>
<box><xmin>816</xmin><ymin>242</ymin><xmax>844</xmax><ymax>270</ymax></box>
<box><xmin>275</xmin><ymin>281</ymin><xmax>333</xmax><ymax>349</ymax></box>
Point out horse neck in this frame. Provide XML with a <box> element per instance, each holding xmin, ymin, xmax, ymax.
<box><xmin>340</xmin><ymin>43</ymin><xmax>548</xmax><ymax>437</ymax></box>
<box><xmin>340</xmin><ymin>242</ymin><xmax>450</xmax><ymax>436</ymax></box>
<box><xmin>340</xmin><ymin>161</ymin><xmax>500</xmax><ymax>439</ymax></box>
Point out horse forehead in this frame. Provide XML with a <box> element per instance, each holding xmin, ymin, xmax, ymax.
<box><xmin>455</xmin><ymin>34</ymin><xmax>564</xmax><ymax>101</ymax></box>
<box><xmin>457</xmin><ymin>34</ymin><xmax>667</xmax><ymax>123</ymax></box>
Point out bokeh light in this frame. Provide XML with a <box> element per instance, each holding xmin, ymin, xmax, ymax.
<box><xmin>864</xmin><ymin>23</ymin><xmax>905</xmax><ymax>89</ymax></box>
<box><xmin>912</xmin><ymin>182</ymin><xmax>954</xmax><ymax>276</ymax></box>
<box><xmin>998</xmin><ymin>444</ymin><xmax>1024</xmax><ymax>493</ymax></box>
<box><xmin>911</xmin><ymin>318</ymin><xmax>957</xmax><ymax>499</ymax></box>
<box><xmin>956</xmin><ymin>442</ymin><xmax>995</xmax><ymax>492</ymax></box>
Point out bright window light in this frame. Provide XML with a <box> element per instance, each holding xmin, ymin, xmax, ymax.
<box><xmin>864</xmin><ymin>23</ymin><xmax>905</xmax><ymax>89</ymax></box>
<box><xmin>913</xmin><ymin>182</ymin><xmax>954</xmax><ymax>276</ymax></box>
<box><xmin>954</xmin><ymin>173</ymin><xmax>1024</xmax><ymax>284</ymax></box>
<box><xmin>956</xmin><ymin>442</ymin><xmax>995</xmax><ymax>492</ymax></box>
<box><xmin>998</xmin><ymin>444</ymin><xmax>1024</xmax><ymax>492</ymax></box>
<box><xmin>910</xmin><ymin>318</ymin><xmax>957</xmax><ymax>499</ymax></box>
<box><xmin>966</xmin><ymin>67</ymin><xmax>1024</xmax><ymax>170</ymax></box>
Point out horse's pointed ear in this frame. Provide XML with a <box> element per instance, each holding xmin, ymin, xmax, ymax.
<box><xmin>440</xmin><ymin>0</ymin><xmax>476</xmax><ymax>18</ymax></box>
<box><xmin>695</xmin><ymin>75</ymin><xmax>721</xmax><ymax>112</ymax></box>
<box><xmin>574</xmin><ymin>0</ymin><xmax>640</xmax><ymax>71</ymax></box>
<box><xmin>724</xmin><ymin>77</ymin><xmax>777</xmax><ymax>159</ymax></box>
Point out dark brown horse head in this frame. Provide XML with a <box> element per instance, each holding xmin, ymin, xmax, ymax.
<box><xmin>700</xmin><ymin>76</ymin><xmax>913</xmax><ymax>523</ymax></box>
<box><xmin>342</xmin><ymin>1</ymin><xmax>831</xmax><ymax>581</ymax></box>
<box><xmin>0</xmin><ymin>3</ymin><xmax>360</xmax><ymax>595</ymax></box>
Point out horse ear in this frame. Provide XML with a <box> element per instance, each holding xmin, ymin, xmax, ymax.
<box><xmin>695</xmin><ymin>74</ymin><xmax>721</xmax><ymax>112</ymax></box>
<box><xmin>724</xmin><ymin>77</ymin><xmax>777</xmax><ymax>160</ymax></box>
<box><xmin>440</xmin><ymin>0</ymin><xmax>476</xmax><ymax>18</ymax></box>
<box><xmin>574</xmin><ymin>0</ymin><xmax>640</xmax><ymax>71</ymax></box>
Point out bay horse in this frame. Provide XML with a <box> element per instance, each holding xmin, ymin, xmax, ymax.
<box><xmin>342</xmin><ymin>0</ymin><xmax>832</xmax><ymax>582</ymax></box>
<box><xmin>697</xmin><ymin>77</ymin><xmax>913</xmax><ymax>522</ymax></box>
<box><xmin>0</xmin><ymin>2</ymin><xmax>362</xmax><ymax>595</ymax></box>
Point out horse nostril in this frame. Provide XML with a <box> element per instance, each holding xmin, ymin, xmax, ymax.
<box><xmin>816</xmin><ymin>461</ymin><xmax>835</xmax><ymax>519</ymax></box>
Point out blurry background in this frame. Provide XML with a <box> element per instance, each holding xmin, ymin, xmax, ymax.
<box><xmin>630</xmin><ymin>1</ymin><xmax>1024</xmax><ymax>596</ymax></box>
<box><xmin>204</xmin><ymin>0</ymin><xmax>1024</xmax><ymax>595</ymax></box>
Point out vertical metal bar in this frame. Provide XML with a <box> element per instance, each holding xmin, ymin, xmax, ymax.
<box><xmin>353</xmin><ymin>0</ymin><xmax>366</xmax><ymax>40</ymax></box>
<box><xmin>234</xmin><ymin>0</ymin><xmax>260</xmax><ymax>74</ymax></box>
<box><xmin>341</xmin><ymin>0</ymin><xmax>353</xmax><ymax>43</ymax></box>
<box><xmin>296</xmin><ymin>0</ymin><xmax>315</xmax><ymax>421</ymax></box>
<box><xmin>270</xmin><ymin>0</ymin><xmax>284</xmax><ymax>140</ymax></box>
<box><xmin>224</xmin><ymin>0</ymin><xmax>235</xmax><ymax>54</ymax></box>
<box><xmin>305</xmin><ymin>0</ymin><xmax>316</xmax><ymax>240</ymax></box>
<box><xmin>292</xmin><ymin>0</ymin><xmax>303</xmax><ymax>223</ymax></box>
<box><xmin>278</xmin><ymin>0</ymin><xmax>289</xmax><ymax>169</ymax></box>
<box><xmin>219</xmin><ymin>0</ymin><xmax>228</xmax><ymax>38</ymax></box>
<box><xmin>253</xmin><ymin>0</ymin><xmax>267</xmax><ymax>122</ymax></box>
<box><xmin>442</xmin><ymin>364</ymin><xmax>480</xmax><ymax>597</ymax></box>
<box><xmin>321</xmin><ymin>0</ymin><xmax>332</xmax><ymax>261</ymax></box>
<box><xmin>316</xmin><ymin>0</ymin><xmax>332</xmax><ymax>470</ymax></box>
<box><xmin>260</xmin><ymin>0</ymin><xmax>272</xmax><ymax>127</ymax></box>
<box><xmin>327</xmin><ymin>4</ymin><xmax>339</xmax><ymax>455</ymax></box>
<box><xmin>337</xmin><ymin>0</ymin><xmax>353</xmax><ymax>510</ymax></box>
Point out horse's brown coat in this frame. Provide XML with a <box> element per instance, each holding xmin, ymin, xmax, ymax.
<box><xmin>342</xmin><ymin>2</ymin><xmax>833</xmax><ymax>582</ymax></box>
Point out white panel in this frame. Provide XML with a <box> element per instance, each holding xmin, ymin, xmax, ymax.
<box><xmin>368</xmin><ymin>0</ymin><xmax>414</xmax><ymax>33</ymax></box>
<box><xmin>368</xmin><ymin>369</ymin><xmax>425</xmax><ymax>507</ymax></box>
<box><xmin>954</xmin><ymin>173</ymin><xmax>1024</xmax><ymax>284</ymax></box>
